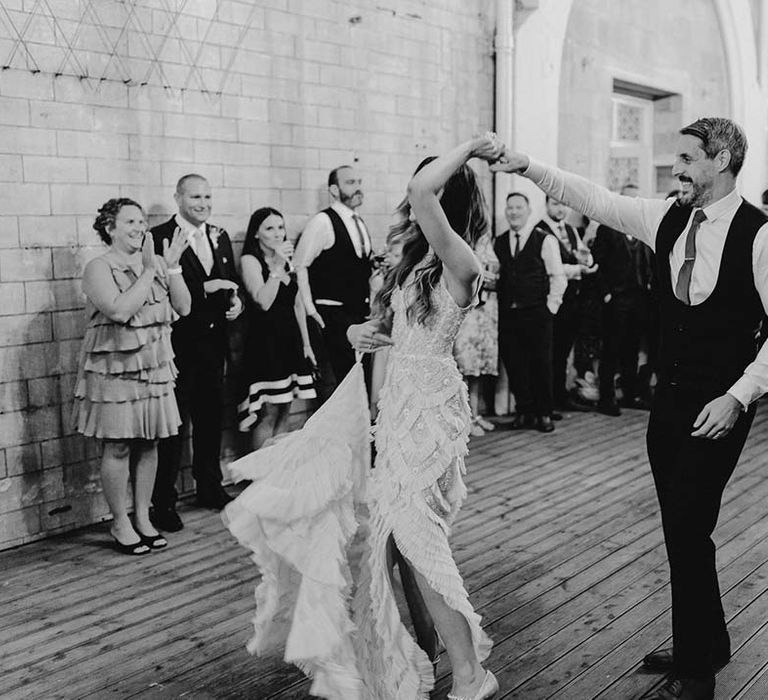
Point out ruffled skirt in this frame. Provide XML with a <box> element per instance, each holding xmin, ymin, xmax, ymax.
<box><xmin>223</xmin><ymin>356</ymin><xmax>491</xmax><ymax>698</ymax></box>
<box><xmin>224</xmin><ymin>364</ymin><xmax>370</xmax><ymax>698</ymax></box>
<box><xmin>354</xmin><ymin>353</ymin><xmax>492</xmax><ymax>698</ymax></box>
<box><xmin>72</xmin><ymin>291</ymin><xmax>181</xmax><ymax>441</ymax></box>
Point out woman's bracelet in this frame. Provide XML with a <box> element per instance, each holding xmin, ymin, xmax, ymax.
<box><xmin>167</xmin><ymin>266</ymin><xmax>183</xmax><ymax>275</ymax></box>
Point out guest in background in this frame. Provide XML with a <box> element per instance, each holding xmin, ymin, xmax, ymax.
<box><xmin>238</xmin><ymin>207</ymin><xmax>317</xmax><ymax>450</ymax></box>
<box><xmin>74</xmin><ymin>198</ymin><xmax>191</xmax><ymax>555</ymax></box>
<box><xmin>638</xmin><ymin>244</ymin><xmax>660</xmax><ymax>406</ymax></box>
<box><xmin>495</xmin><ymin>192</ymin><xmax>566</xmax><ymax>433</ymax></box>
<box><xmin>454</xmin><ymin>230</ymin><xmax>499</xmax><ymax>436</ymax></box>
<box><xmin>152</xmin><ymin>174</ymin><xmax>243</xmax><ymax>529</ymax></box>
<box><xmin>591</xmin><ymin>183</ymin><xmax>653</xmax><ymax>416</ymax></box>
<box><xmin>369</xmin><ymin>230</ymin><xmax>406</xmax><ymax>418</ymax></box>
<box><xmin>571</xmin><ymin>214</ymin><xmax>602</xmax><ymax>405</ymax></box>
<box><xmin>537</xmin><ymin>196</ymin><xmax>596</xmax><ymax>413</ymax></box>
<box><xmin>294</xmin><ymin>165</ymin><xmax>373</xmax><ymax>402</ymax></box>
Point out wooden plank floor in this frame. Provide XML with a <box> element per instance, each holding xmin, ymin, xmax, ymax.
<box><xmin>3</xmin><ymin>405</ymin><xmax>768</xmax><ymax>700</ymax></box>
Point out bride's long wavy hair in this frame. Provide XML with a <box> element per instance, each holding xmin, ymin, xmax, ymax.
<box><xmin>373</xmin><ymin>157</ymin><xmax>489</xmax><ymax>325</ymax></box>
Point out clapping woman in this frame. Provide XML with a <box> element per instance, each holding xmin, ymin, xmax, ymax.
<box><xmin>238</xmin><ymin>207</ymin><xmax>317</xmax><ymax>450</ymax></box>
<box><xmin>73</xmin><ymin>198</ymin><xmax>191</xmax><ymax>555</ymax></box>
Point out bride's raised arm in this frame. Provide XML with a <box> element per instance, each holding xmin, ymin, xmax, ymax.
<box><xmin>406</xmin><ymin>135</ymin><xmax>501</xmax><ymax>303</ymax></box>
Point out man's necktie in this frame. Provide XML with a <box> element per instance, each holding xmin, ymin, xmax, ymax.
<box><xmin>194</xmin><ymin>228</ymin><xmax>213</xmax><ymax>275</ymax></box>
<box><xmin>513</xmin><ymin>233</ymin><xmax>521</xmax><ymax>257</ymax></box>
<box><xmin>674</xmin><ymin>209</ymin><xmax>707</xmax><ymax>305</ymax></box>
<box><xmin>352</xmin><ymin>214</ymin><xmax>370</xmax><ymax>257</ymax></box>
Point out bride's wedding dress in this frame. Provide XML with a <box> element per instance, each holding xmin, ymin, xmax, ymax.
<box><xmin>224</xmin><ymin>277</ymin><xmax>492</xmax><ymax>699</ymax></box>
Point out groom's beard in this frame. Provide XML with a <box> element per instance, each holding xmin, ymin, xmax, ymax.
<box><xmin>677</xmin><ymin>176</ymin><xmax>712</xmax><ymax>208</ymax></box>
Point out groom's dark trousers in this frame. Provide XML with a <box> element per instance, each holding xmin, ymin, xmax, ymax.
<box><xmin>646</xmin><ymin>199</ymin><xmax>765</xmax><ymax>680</ymax></box>
<box><xmin>647</xmin><ymin>385</ymin><xmax>754</xmax><ymax>676</ymax></box>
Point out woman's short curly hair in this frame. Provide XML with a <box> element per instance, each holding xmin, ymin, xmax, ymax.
<box><xmin>93</xmin><ymin>198</ymin><xmax>144</xmax><ymax>244</ymax></box>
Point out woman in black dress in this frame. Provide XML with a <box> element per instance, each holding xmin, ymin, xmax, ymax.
<box><xmin>238</xmin><ymin>207</ymin><xmax>317</xmax><ymax>449</ymax></box>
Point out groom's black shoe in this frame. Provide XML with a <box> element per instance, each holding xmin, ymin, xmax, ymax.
<box><xmin>643</xmin><ymin>676</ymin><xmax>714</xmax><ymax>700</ymax></box>
<box><xmin>642</xmin><ymin>648</ymin><xmax>730</xmax><ymax>673</ymax></box>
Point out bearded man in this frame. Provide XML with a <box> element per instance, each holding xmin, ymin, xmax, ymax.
<box><xmin>493</xmin><ymin>117</ymin><xmax>768</xmax><ymax>700</ymax></box>
<box><xmin>294</xmin><ymin>165</ymin><xmax>373</xmax><ymax>400</ymax></box>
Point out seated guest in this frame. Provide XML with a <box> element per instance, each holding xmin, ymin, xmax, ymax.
<box><xmin>73</xmin><ymin>198</ymin><xmax>191</xmax><ymax>554</ymax></box>
<box><xmin>454</xmin><ymin>230</ymin><xmax>500</xmax><ymax>435</ymax></box>
<box><xmin>238</xmin><ymin>207</ymin><xmax>317</xmax><ymax>450</ymax></box>
<box><xmin>495</xmin><ymin>191</ymin><xmax>566</xmax><ymax>433</ymax></box>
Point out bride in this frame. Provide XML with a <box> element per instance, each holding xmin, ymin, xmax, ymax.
<box><xmin>224</xmin><ymin>135</ymin><xmax>502</xmax><ymax>700</ymax></box>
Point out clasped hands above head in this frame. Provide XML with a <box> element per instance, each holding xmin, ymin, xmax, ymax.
<box><xmin>470</xmin><ymin>132</ymin><xmax>529</xmax><ymax>173</ymax></box>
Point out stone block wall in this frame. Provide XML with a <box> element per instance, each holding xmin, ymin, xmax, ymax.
<box><xmin>558</xmin><ymin>0</ymin><xmax>729</xmax><ymax>187</ymax></box>
<box><xmin>0</xmin><ymin>0</ymin><xmax>495</xmax><ymax>550</ymax></box>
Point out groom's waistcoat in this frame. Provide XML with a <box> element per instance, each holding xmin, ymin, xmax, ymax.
<box><xmin>655</xmin><ymin>199</ymin><xmax>765</xmax><ymax>392</ymax></box>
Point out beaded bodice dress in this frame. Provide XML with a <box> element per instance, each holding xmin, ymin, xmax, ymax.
<box><xmin>353</xmin><ymin>277</ymin><xmax>493</xmax><ymax>699</ymax></box>
<box><xmin>224</xmin><ymin>274</ymin><xmax>493</xmax><ymax>700</ymax></box>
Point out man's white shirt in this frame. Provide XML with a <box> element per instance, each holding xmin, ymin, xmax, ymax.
<box><xmin>525</xmin><ymin>159</ymin><xmax>768</xmax><ymax>407</ymax></box>
<box><xmin>508</xmin><ymin>219</ymin><xmax>567</xmax><ymax>314</ymax></box>
<box><xmin>293</xmin><ymin>201</ymin><xmax>372</xmax><ymax>307</ymax></box>
<box><xmin>174</xmin><ymin>213</ymin><xmax>214</xmax><ymax>274</ymax></box>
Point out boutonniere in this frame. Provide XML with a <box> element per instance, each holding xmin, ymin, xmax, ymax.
<box><xmin>209</xmin><ymin>225</ymin><xmax>221</xmax><ymax>251</ymax></box>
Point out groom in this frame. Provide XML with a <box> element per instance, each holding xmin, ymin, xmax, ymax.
<box><xmin>493</xmin><ymin>117</ymin><xmax>768</xmax><ymax>700</ymax></box>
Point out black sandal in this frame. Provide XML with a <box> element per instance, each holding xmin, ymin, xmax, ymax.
<box><xmin>111</xmin><ymin>535</ymin><xmax>151</xmax><ymax>556</ymax></box>
<box><xmin>137</xmin><ymin>530</ymin><xmax>168</xmax><ymax>549</ymax></box>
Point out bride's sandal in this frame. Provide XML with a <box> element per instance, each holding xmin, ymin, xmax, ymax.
<box><xmin>447</xmin><ymin>670</ymin><xmax>499</xmax><ymax>700</ymax></box>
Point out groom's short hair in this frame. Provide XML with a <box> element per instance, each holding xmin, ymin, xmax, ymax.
<box><xmin>680</xmin><ymin>117</ymin><xmax>747</xmax><ymax>177</ymax></box>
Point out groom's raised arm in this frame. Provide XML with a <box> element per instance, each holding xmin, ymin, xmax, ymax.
<box><xmin>494</xmin><ymin>154</ymin><xmax>673</xmax><ymax>251</ymax></box>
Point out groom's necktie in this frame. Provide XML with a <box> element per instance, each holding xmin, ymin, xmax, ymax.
<box><xmin>674</xmin><ymin>209</ymin><xmax>707</xmax><ymax>305</ymax></box>
<box><xmin>513</xmin><ymin>233</ymin><xmax>521</xmax><ymax>257</ymax></box>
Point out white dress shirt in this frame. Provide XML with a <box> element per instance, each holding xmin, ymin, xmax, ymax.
<box><xmin>293</xmin><ymin>201</ymin><xmax>372</xmax><ymax>306</ymax></box>
<box><xmin>294</xmin><ymin>201</ymin><xmax>371</xmax><ymax>263</ymax></box>
<box><xmin>509</xmin><ymin>219</ymin><xmax>567</xmax><ymax>314</ymax></box>
<box><xmin>175</xmin><ymin>213</ymin><xmax>214</xmax><ymax>274</ymax></box>
<box><xmin>524</xmin><ymin>159</ymin><xmax>768</xmax><ymax>407</ymax></box>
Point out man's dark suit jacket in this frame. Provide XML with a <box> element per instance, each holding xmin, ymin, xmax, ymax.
<box><xmin>151</xmin><ymin>217</ymin><xmax>240</xmax><ymax>357</ymax></box>
<box><xmin>592</xmin><ymin>224</ymin><xmax>652</xmax><ymax>298</ymax></box>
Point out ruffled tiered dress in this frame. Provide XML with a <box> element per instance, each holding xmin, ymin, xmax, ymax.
<box><xmin>224</xmin><ymin>277</ymin><xmax>492</xmax><ymax>699</ymax></box>
<box><xmin>72</xmin><ymin>256</ymin><xmax>181</xmax><ymax>440</ymax></box>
